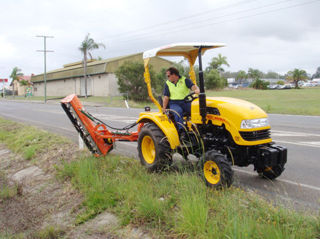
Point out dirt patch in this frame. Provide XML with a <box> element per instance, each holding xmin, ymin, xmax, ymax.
<box><xmin>0</xmin><ymin>142</ymin><xmax>153</xmax><ymax>239</ymax></box>
<box><xmin>0</xmin><ymin>143</ymin><xmax>83</xmax><ymax>237</ymax></box>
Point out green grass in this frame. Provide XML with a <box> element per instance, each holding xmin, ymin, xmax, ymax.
<box><xmin>32</xmin><ymin>225</ymin><xmax>65</xmax><ymax>239</ymax></box>
<box><xmin>0</xmin><ymin>233</ymin><xmax>24</xmax><ymax>239</ymax></box>
<box><xmin>1</xmin><ymin>117</ymin><xmax>319</xmax><ymax>238</ymax></box>
<box><xmin>57</xmin><ymin>155</ymin><xmax>320</xmax><ymax>239</ymax></box>
<box><xmin>0</xmin><ymin>185</ymin><xmax>17</xmax><ymax>200</ymax></box>
<box><xmin>207</xmin><ymin>87</ymin><xmax>320</xmax><ymax>115</ymax></box>
<box><xmin>0</xmin><ymin>173</ymin><xmax>18</xmax><ymax>200</ymax></box>
<box><xmin>0</xmin><ymin>117</ymin><xmax>70</xmax><ymax>161</ymax></box>
<box><xmin>3</xmin><ymin>87</ymin><xmax>319</xmax><ymax>115</ymax></box>
<box><xmin>84</xmin><ymin>87</ymin><xmax>320</xmax><ymax>115</ymax></box>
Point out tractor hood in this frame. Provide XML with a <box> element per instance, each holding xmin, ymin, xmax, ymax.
<box><xmin>206</xmin><ymin>97</ymin><xmax>268</xmax><ymax>119</ymax></box>
<box><xmin>191</xmin><ymin>97</ymin><xmax>269</xmax><ymax>131</ymax></box>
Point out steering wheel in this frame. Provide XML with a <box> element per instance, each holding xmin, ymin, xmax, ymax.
<box><xmin>184</xmin><ymin>91</ymin><xmax>198</xmax><ymax>103</ymax></box>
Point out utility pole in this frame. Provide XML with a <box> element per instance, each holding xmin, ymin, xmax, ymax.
<box><xmin>36</xmin><ymin>35</ymin><xmax>54</xmax><ymax>103</ymax></box>
<box><xmin>0</xmin><ymin>78</ymin><xmax>8</xmax><ymax>98</ymax></box>
<box><xmin>2</xmin><ymin>79</ymin><xmax>4</xmax><ymax>98</ymax></box>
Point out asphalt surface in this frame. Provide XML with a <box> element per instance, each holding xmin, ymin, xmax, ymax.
<box><xmin>0</xmin><ymin>99</ymin><xmax>319</xmax><ymax>211</ymax></box>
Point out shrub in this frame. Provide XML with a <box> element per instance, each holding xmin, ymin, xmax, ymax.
<box><xmin>250</xmin><ymin>79</ymin><xmax>269</xmax><ymax>90</ymax></box>
<box><xmin>205</xmin><ymin>69</ymin><xmax>227</xmax><ymax>89</ymax></box>
<box><xmin>116</xmin><ymin>61</ymin><xmax>156</xmax><ymax>102</ymax></box>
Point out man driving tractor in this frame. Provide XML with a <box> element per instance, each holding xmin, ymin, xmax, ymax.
<box><xmin>162</xmin><ymin>67</ymin><xmax>200</xmax><ymax>135</ymax></box>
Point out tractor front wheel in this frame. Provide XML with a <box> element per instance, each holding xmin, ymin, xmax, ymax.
<box><xmin>259</xmin><ymin>165</ymin><xmax>284</xmax><ymax>180</ymax></box>
<box><xmin>200</xmin><ymin>150</ymin><xmax>233</xmax><ymax>189</ymax></box>
<box><xmin>138</xmin><ymin>123</ymin><xmax>172</xmax><ymax>171</ymax></box>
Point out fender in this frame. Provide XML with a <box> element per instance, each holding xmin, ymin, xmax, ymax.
<box><xmin>137</xmin><ymin>112</ymin><xmax>180</xmax><ymax>149</ymax></box>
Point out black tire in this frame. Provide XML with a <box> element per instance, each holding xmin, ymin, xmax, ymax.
<box><xmin>260</xmin><ymin>165</ymin><xmax>285</xmax><ymax>180</ymax></box>
<box><xmin>199</xmin><ymin>150</ymin><xmax>233</xmax><ymax>189</ymax></box>
<box><xmin>138</xmin><ymin>123</ymin><xmax>172</xmax><ymax>171</ymax></box>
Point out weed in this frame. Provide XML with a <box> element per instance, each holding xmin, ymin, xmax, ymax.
<box><xmin>57</xmin><ymin>155</ymin><xmax>320</xmax><ymax>238</ymax></box>
<box><xmin>0</xmin><ymin>185</ymin><xmax>17</xmax><ymax>200</ymax></box>
<box><xmin>33</xmin><ymin>225</ymin><xmax>65</xmax><ymax>239</ymax></box>
<box><xmin>0</xmin><ymin>172</ymin><xmax>18</xmax><ymax>200</ymax></box>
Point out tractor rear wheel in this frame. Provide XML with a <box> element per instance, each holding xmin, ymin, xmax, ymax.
<box><xmin>200</xmin><ymin>150</ymin><xmax>233</xmax><ymax>189</ymax></box>
<box><xmin>138</xmin><ymin>123</ymin><xmax>172</xmax><ymax>171</ymax></box>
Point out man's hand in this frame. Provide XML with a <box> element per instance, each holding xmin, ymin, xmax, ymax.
<box><xmin>191</xmin><ymin>84</ymin><xmax>200</xmax><ymax>94</ymax></box>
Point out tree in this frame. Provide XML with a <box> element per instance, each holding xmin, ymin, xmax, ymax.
<box><xmin>79</xmin><ymin>33</ymin><xmax>105</xmax><ymax>98</ymax></box>
<box><xmin>236</xmin><ymin>70</ymin><xmax>247</xmax><ymax>84</ymax></box>
<box><xmin>19</xmin><ymin>80</ymin><xmax>28</xmax><ymax>86</ymax></box>
<box><xmin>312</xmin><ymin>66</ymin><xmax>320</xmax><ymax>79</ymax></box>
<box><xmin>206</xmin><ymin>54</ymin><xmax>229</xmax><ymax>73</ymax></box>
<box><xmin>205</xmin><ymin>69</ymin><xmax>227</xmax><ymax>90</ymax></box>
<box><xmin>116</xmin><ymin>61</ymin><xmax>156</xmax><ymax>102</ymax></box>
<box><xmin>286</xmin><ymin>69</ymin><xmax>308</xmax><ymax>89</ymax></box>
<box><xmin>250</xmin><ymin>79</ymin><xmax>269</xmax><ymax>89</ymax></box>
<box><xmin>264</xmin><ymin>71</ymin><xmax>280</xmax><ymax>79</ymax></box>
<box><xmin>10</xmin><ymin>67</ymin><xmax>23</xmax><ymax>98</ymax></box>
<box><xmin>276</xmin><ymin>80</ymin><xmax>285</xmax><ymax>85</ymax></box>
<box><xmin>247</xmin><ymin>68</ymin><xmax>263</xmax><ymax>81</ymax></box>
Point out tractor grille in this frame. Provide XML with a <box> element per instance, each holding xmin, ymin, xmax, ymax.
<box><xmin>239</xmin><ymin>129</ymin><xmax>270</xmax><ymax>141</ymax></box>
<box><xmin>206</xmin><ymin>107</ymin><xmax>220</xmax><ymax>115</ymax></box>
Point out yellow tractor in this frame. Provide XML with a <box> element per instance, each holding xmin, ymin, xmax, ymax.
<box><xmin>61</xmin><ymin>42</ymin><xmax>287</xmax><ymax>189</ymax></box>
<box><xmin>136</xmin><ymin>42</ymin><xmax>287</xmax><ymax>188</ymax></box>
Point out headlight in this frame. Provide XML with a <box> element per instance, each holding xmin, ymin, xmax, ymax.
<box><xmin>240</xmin><ymin>118</ymin><xmax>269</xmax><ymax>129</ymax></box>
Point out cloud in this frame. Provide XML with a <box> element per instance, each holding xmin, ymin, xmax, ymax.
<box><xmin>0</xmin><ymin>37</ymin><xmax>17</xmax><ymax>60</ymax></box>
<box><xmin>1</xmin><ymin>0</ymin><xmax>319</xmax><ymax>79</ymax></box>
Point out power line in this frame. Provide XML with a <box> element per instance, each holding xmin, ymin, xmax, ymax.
<box><xmin>107</xmin><ymin>0</ymin><xmax>258</xmax><ymax>39</ymax></box>
<box><xmin>112</xmin><ymin>0</ymin><xmax>319</xmax><ymax>45</ymax></box>
<box><xmin>112</xmin><ymin>0</ymin><xmax>297</xmax><ymax>43</ymax></box>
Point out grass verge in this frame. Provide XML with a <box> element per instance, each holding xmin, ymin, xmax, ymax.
<box><xmin>0</xmin><ymin>117</ymin><xmax>69</xmax><ymax>161</ymax></box>
<box><xmin>207</xmin><ymin>87</ymin><xmax>320</xmax><ymax>115</ymax></box>
<box><xmin>2</xmin><ymin>87</ymin><xmax>319</xmax><ymax>115</ymax></box>
<box><xmin>0</xmin><ymin>117</ymin><xmax>319</xmax><ymax>238</ymax></box>
<box><xmin>57</xmin><ymin>155</ymin><xmax>320</xmax><ymax>238</ymax></box>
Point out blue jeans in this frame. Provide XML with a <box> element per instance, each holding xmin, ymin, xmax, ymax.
<box><xmin>169</xmin><ymin>100</ymin><xmax>191</xmax><ymax>132</ymax></box>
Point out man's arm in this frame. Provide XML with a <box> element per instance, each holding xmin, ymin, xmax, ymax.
<box><xmin>191</xmin><ymin>84</ymin><xmax>200</xmax><ymax>94</ymax></box>
<box><xmin>162</xmin><ymin>96</ymin><xmax>169</xmax><ymax>112</ymax></box>
<box><xmin>185</xmin><ymin>78</ymin><xmax>200</xmax><ymax>94</ymax></box>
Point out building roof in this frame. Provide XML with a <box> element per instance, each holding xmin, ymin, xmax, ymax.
<box><xmin>10</xmin><ymin>75</ymin><xmax>32</xmax><ymax>86</ymax></box>
<box><xmin>18</xmin><ymin>75</ymin><xmax>31</xmax><ymax>81</ymax></box>
<box><xmin>31</xmin><ymin>53</ymin><xmax>173</xmax><ymax>83</ymax></box>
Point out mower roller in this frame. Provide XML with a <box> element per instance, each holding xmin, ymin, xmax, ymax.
<box><xmin>61</xmin><ymin>42</ymin><xmax>287</xmax><ymax>189</ymax></box>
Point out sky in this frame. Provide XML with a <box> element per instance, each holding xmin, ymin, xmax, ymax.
<box><xmin>1</xmin><ymin>0</ymin><xmax>320</xmax><ymax>85</ymax></box>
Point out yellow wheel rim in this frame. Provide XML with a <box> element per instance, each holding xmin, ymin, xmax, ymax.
<box><xmin>141</xmin><ymin>136</ymin><xmax>156</xmax><ymax>164</ymax></box>
<box><xmin>204</xmin><ymin>160</ymin><xmax>221</xmax><ymax>185</ymax></box>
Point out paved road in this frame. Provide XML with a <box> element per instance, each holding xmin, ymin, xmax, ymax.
<box><xmin>0</xmin><ymin>99</ymin><xmax>319</xmax><ymax>211</ymax></box>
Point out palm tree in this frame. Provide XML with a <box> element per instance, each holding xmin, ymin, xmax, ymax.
<box><xmin>248</xmin><ymin>68</ymin><xmax>263</xmax><ymax>81</ymax></box>
<box><xmin>207</xmin><ymin>54</ymin><xmax>230</xmax><ymax>73</ymax></box>
<box><xmin>10</xmin><ymin>67</ymin><xmax>23</xmax><ymax>98</ymax></box>
<box><xmin>236</xmin><ymin>70</ymin><xmax>247</xmax><ymax>84</ymax></box>
<box><xmin>286</xmin><ymin>69</ymin><xmax>308</xmax><ymax>89</ymax></box>
<box><xmin>79</xmin><ymin>33</ymin><xmax>105</xmax><ymax>98</ymax></box>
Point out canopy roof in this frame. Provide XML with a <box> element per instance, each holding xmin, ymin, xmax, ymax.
<box><xmin>143</xmin><ymin>42</ymin><xmax>226</xmax><ymax>59</ymax></box>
